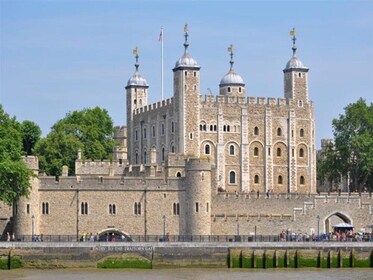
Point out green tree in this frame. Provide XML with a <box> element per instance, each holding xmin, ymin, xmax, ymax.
<box><xmin>0</xmin><ymin>105</ymin><xmax>34</xmax><ymax>205</ymax></box>
<box><xmin>21</xmin><ymin>120</ymin><xmax>42</xmax><ymax>155</ymax></box>
<box><xmin>320</xmin><ymin>98</ymin><xmax>373</xmax><ymax>192</ymax></box>
<box><xmin>34</xmin><ymin>107</ymin><xmax>116</xmax><ymax>176</ymax></box>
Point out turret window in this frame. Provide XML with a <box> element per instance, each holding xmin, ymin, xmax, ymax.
<box><xmin>254</xmin><ymin>175</ymin><xmax>259</xmax><ymax>184</ymax></box>
<box><xmin>173</xmin><ymin>203</ymin><xmax>180</xmax><ymax>215</ymax></box>
<box><xmin>229</xmin><ymin>171</ymin><xmax>236</xmax><ymax>184</ymax></box>
<box><xmin>193</xmin><ymin>71</ymin><xmax>196</xmax><ymax>77</ymax></box>
<box><xmin>277</xmin><ymin>148</ymin><xmax>282</xmax><ymax>157</ymax></box>
<box><xmin>109</xmin><ymin>204</ymin><xmax>116</xmax><ymax>215</ymax></box>
<box><xmin>171</xmin><ymin>122</ymin><xmax>175</xmax><ymax>133</ymax></box>
<box><xmin>229</xmin><ymin>145</ymin><xmax>235</xmax><ymax>155</ymax></box>
<box><xmin>227</xmin><ymin>87</ymin><xmax>231</xmax><ymax>93</ymax></box>
<box><xmin>277</xmin><ymin>127</ymin><xmax>282</xmax><ymax>136</ymax></box>
<box><xmin>81</xmin><ymin>202</ymin><xmax>88</xmax><ymax>215</ymax></box>
<box><xmin>239</xmin><ymin>87</ymin><xmax>242</xmax><ymax>93</ymax></box>
<box><xmin>135</xmin><ymin>130</ymin><xmax>138</xmax><ymax>141</ymax></box>
<box><xmin>300</xmin><ymin>176</ymin><xmax>305</xmax><ymax>185</ymax></box>
<box><xmin>278</xmin><ymin>176</ymin><xmax>283</xmax><ymax>184</ymax></box>
<box><xmin>254</xmin><ymin>126</ymin><xmax>259</xmax><ymax>135</ymax></box>
<box><xmin>300</xmin><ymin>129</ymin><xmax>304</xmax><ymax>137</ymax></box>
<box><xmin>299</xmin><ymin>148</ymin><xmax>304</xmax><ymax>157</ymax></box>
<box><xmin>254</xmin><ymin>147</ymin><xmax>259</xmax><ymax>157</ymax></box>
<box><xmin>42</xmin><ymin>202</ymin><xmax>49</xmax><ymax>215</ymax></box>
<box><xmin>134</xmin><ymin>202</ymin><xmax>141</xmax><ymax>215</ymax></box>
<box><xmin>134</xmin><ymin>99</ymin><xmax>137</xmax><ymax>105</ymax></box>
<box><xmin>205</xmin><ymin>144</ymin><xmax>211</xmax><ymax>155</ymax></box>
<box><xmin>162</xmin><ymin>146</ymin><xmax>165</xmax><ymax>161</ymax></box>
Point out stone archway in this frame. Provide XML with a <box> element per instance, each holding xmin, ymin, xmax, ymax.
<box><xmin>324</xmin><ymin>211</ymin><xmax>352</xmax><ymax>234</ymax></box>
<box><xmin>97</xmin><ymin>228</ymin><xmax>132</xmax><ymax>242</ymax></box>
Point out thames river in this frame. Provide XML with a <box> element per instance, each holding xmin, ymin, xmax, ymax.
<box><xmin>2</xmin><ymin>269</ymin><xmax>372</xmax><ymax>280</ymax></box>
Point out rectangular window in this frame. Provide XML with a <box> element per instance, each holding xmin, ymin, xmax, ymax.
<box><xmin>42</xmin><ymin>202</ymin><xmax>49</xmax><ymax>215</ymax></box>
<box><xmin>135</xmin><ymin>130</ymin><xmax>138</xmax><ymax>141</ymax></box>
<box><xmin>171</xmin><ymin>122</ymin><xmax>174</xmax><ymax>133</ymax></box>
<box><xmin>195</xmin><ymin>202</ymin><xmax>199</xmax><ymax>213</ymax></box>
<box><xmin>206</xmin><ymin>202</ymin><xmax>209</xmax><ymax>213</ymax></box>
<box><xmin>161</xmin><ymin>123</ymin><xmax>165</xmax><ymax>135</ymax></box>
<box><xmin>26</xmin><ymin>204</ymin><xmax>30</xmax><ymax>214</ymax></box>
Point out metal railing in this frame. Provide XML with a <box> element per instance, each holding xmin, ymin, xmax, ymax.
<box><xmin>0</xmin><ymin>234</ymin><xmax>371</xmax><ymax>243</ymax></box>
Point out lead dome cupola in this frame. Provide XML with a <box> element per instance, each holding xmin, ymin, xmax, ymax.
<box><xmin>174</xmin><ymin>24</ymin><xmax>200</xmax><ymax>70</ymax></box>
<box><xmin>284</xmin><ymin>28</ymin><xmax>308</xmax><ymax>71</ymax></box>
<box><xmin>126</xmin><ymin>47</ymin><xmax>148</xmax><ymax>87</ymax></box>
<box><xmin>219</xmin><ymin>44</ymin><xmax>245</xmax><ymax>87</ymax></box>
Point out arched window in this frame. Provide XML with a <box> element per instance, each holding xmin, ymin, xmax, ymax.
<box><xmin>227</xmin><ymin>125</ymin><xmax>230</xmax><ymax>132</ymax></box>
<box><xmin>210</xmin><ymin>125</ymin><xmax>213</xmax><ymax>131</ymax></box>
<box><xmin>205</xmin><ymin>144</ymin><xmax>210</xmax><ymax>155</ymax></box>
<box><xmin>299</xmin><ymin>148</ymin><xmax>304</xmax><ymax>157</ymax></box>
<box><xmin>254</xmin><ymin>126</ymin><xmax>259</xmax><ymax>135</ymax></box>
<box><xmin>277</xmin><ymin>127</ymin><xmax>282</xmax><ymax>136</ymax></box>
<box><xmin>300</xmin><ymin>129</ymin><xmax>304</xmax><ymax>137</ymax></box>
<box><xmin>278</xmin><ymin>175</ymin><xmax>283</xmax><ymax>184</ymax></box>
<box><xmin>214</xmin><ymin>125</ymin><xmax>217</xmax><ymax>131</ymax></box>
<box><xmin>171</xmin><ymin>121</ymin><xmax>175</xmax><ymax>133</ymax></box>
<box><xmin>135</xmin><ymin>151</ymin><xmax>139</xmax><ymax>164</ymax></box>
<box><xmin>254</xmin><ymin>175</ymin><xmax>259</xmax><ymax>184</ymax></box>
<box><xmin>229</xmin><ymin>145</ymin><xmax>235</xmax><ymax>155</ymax></box>
<box><xmin>143</xmin><ymin>150</ymin><xmax>147</xmax><ymax>164</ymax></box>
<box><xmin>176</xmin><ymin>172</ymin><xmax>181</xmax><ymax>177</ymax></box>
<box><xmin>228</xmin><ymin>87</ymin><xmax>231</xmax><ymax>93</ymax></box>
<box><xmin>229</xmin><ymin>171</ymin><xmax>236</xmax><ymax>184</ymax></box>
<box><xmin>162</xmin><ymin>147</ymin><xmax>165</xmax><ymax>161</ymax></box>
<box><xmin>300</xmin><ymin>176</ymin><xmax>305</xmax><ymax>185</ymax></box>
<box><xmin>277</xmin><ymin>147</ymin><xmax>282</xmax><ymax>157</ymax></box>
<box><xmin>254</xmin><ymin>147</ymin><xmax>259</xmax><ymax>156</ymax></box>
<box><xmin>223</xmin><ymin>125</ymin><xmax>226</xmax><ymax>132</ymax></box>
<box><xmin>143</xmin><ymin>128</ymin><xmax>147</xmax><ymax>139</ymax></box>
<box><xmin>171</xmin><ymin>145</ymin><xmax>175</xmax><ymax>153</ymax></box>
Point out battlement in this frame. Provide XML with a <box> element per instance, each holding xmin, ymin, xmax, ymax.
<box><xmin>114</xmin><ymin>126</ymin><xmax>127</xmax><ymax>138</ymax></box>
<box><xmin>200</xmin><ymin>95</ymin><xmax>289</xmax><ymax>107</ymax></box>
<box><xmin>134</xmin><ymin>97</ymin><xmax>173</xmax><ymax>115</ymax></box>
<box><xmin>75</xmin><ymin>159</ymin><xmax>126</xmax><ymax>176</ymax></box>
<box><xmin>166</xmin><ymin>153</ymin><xmax>186</xmax><ymax>167</ymax></box>
<box><xmin>21</xmin><ymin>156</ymin><xmax>39</xmax><ymax>170</ymax></box>
<box><xmin>186</xmin><ymin>156</ymin><xmax>212</xmax><ymax>171</ymax></box>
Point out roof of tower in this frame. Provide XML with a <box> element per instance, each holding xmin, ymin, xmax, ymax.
<box><xmin>127</xmin><ymin>47</ymin><xmax>149</xmax><ymax>87</ymax></box>
<box><xmin>174</xmin><ymin>24</ymin><xmax>200</xmax><ymax>69</ymax></box>
<box><xmin>284</xmin><ymin>28</ymin><xmax>308</xmax><ymax>71</ymax></box>
<box><xmin>219</xmin><ymin>44</ymin><xmax>245</xmax><ymax>86</ymax></box>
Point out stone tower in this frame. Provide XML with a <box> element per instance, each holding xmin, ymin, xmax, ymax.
<box><xmin>173</xmin><ymin>25</ymin><xmax>201</xmax><ymax>156</ymax></box>
<box><xmin>184</xmin><ymin>157</ymin><xmax>212</xmax><ymax>235</ymax></box>
<box><xmin>14</xmin><ymin>156</ymin><xmax>40</xmax><ymax>238</ymax></box>
<box><xmin>125</xmin><ymin>48</ymin><xmax>148</xmax><ymax>164</ymax></box>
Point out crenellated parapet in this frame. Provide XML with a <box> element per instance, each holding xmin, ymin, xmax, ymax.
<box><xmin>75</xmin><ymin>159</ymin><xmax>127</xmax><ymax>176</ymax></box>
<box><xmin>21</xmin><ymin>156</ymin><xmax>39</xmax><ymax>171</ymax></box>
<box><xmin>134</xmin><ymin>97</ymin><xmax>173</xmax><ymax>115</ymax></box>
<box><xmin>200</xmin><ymin>95</ymin><xmax>292</xmax><ymax>108</ymax></box>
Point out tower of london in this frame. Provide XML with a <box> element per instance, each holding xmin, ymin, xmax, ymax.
<box><xmin>1</xmin><ymin>27</ymin><xmax>371</xmax><ymax>240</ymax></box>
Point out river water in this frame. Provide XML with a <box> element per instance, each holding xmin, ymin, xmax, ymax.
<box><xmin>1</xmin><ymin>268</ymin><xmax>372</xmax><ymax>280</ymax></box>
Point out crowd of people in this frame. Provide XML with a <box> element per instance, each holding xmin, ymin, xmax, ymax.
<box><xmin>279</xmin><ymin>230</ymin><xmax>371</xmax><ymax>242</ymax></box>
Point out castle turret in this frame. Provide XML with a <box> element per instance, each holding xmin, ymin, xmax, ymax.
<box><xmin>184</xmin><ymin>157</ymin><xmax>212</xmax><ymax>235</ymax></box>
<box><xmin>173</xmin><ymin>24</ymin><xmax>201</xmax><ymax>157</ymax></box>
<box><xmin>125</xmin><ymin>47</ymin><xmax>149</xmax><ymax>164</ymax></box>
<box><xmin>14</xmin><ymin>156</ymin><xmax>40</xmax><ymax>239</ymax></box>
<box><xmin>219</xmin><ymin>44</ymin><xmax>245</xmax><ymax>97</ymax></box>
<box><xmin>283</xmin><ymin>28</ymin><xmax>309</xmax><ymax>103</ymax></box>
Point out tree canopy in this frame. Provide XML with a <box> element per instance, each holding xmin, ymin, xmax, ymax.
<box><xmin>34</xmin><ymin>107</ymin><xmax>116</xmax><ymax>176</ymax></box>
<box><xmin>0</xmin><ymin>105</ymin><xmax>34</xmax><ymax>205</ymax></box>
<box><xmin>318</xmin><ymin>98</ymin><xmax>373</xmax><ymax>192</ymax></box>
<box><xmin>21</xmin><ymin>120</ymin><xmax>42</xmax><ymax>156</ymax></box>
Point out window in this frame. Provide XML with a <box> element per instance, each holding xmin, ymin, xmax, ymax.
<box><xmin>292</xmin><ymin>149</ymin><xmax>294</xmax><ymax>157</ymax></box>
<box><xmin>98</xmin><ymin>176</ymin><xmax>103</xmax><ymax>183</ymax></box>
<box><xmin>161</xmin><ymin>123</ymin><xmax>165</xmax><ymax>135</ymax></box>
<box><xmin>26</xmin><ymin>204</ymin><xmax>30</xmax><ymax>214</ymax></box>
<box><xmin>214</xmin><ymin>125</ymin><xmax>217</xmax><ymax>131</ymax></box>
<box><xmin>201</xmin><ymin>172</ymin><xmax>205</xmax><ymax>181</ymax></box>
<box><xmin>227</xmin><ymin>125</ymin><xmax>230</xmax><ymax>132</ymax></box>
<box><xmin>228</xmin><ymin>87</ymin><xmax>231</xmax><ymax>93</ymax></box>
<box><xmin>298</xmin><ymin>100</ymin><xmax>303</xmax><ymax>107</ymax></box>
<box><xmin>193</xmin><ymin>71</ymin><xmax>196</xmax><ymax>77</ymax></box>
<box><xmin>268</xmin><ymin>147</ymin><xmax>271</xmax><ymax>156</ymax></box>
<box><xmin>152</xmin><ymin>125</ymin><xmax>156</xmax><ymax>137</ymax></box>
<box><xmin>205</xmin><ymin>144</ymin><xmax>210</xmax><ymax>155</ymax></box>
<box><xmin>223</xmin><ymin>125</ymin><xmax>226</xmax><ymax>132</ymax></box>
<box><xmin>298</xmin><ymin>72</ymin><xmax>302</xmax><ymax>78</ymax></box>
<box><xmin>81</xmin><ymin>202</ymin><xmax>88</xmax><ymax>215</ymax></box>
<box><xmin>195</xmin><ymin>202</ymin><xmax>199</xmax><ymax>213</ymax></box>
<box><xmin>239</xmin><ymin>87</ymin><xmax>242</xmax><ymax>93</ymax></box>
<box><xmin>254</xmin><ymin>147</ymin><xmax>259</xmax><ymax>156</ymax></box>
<box><xmin>277</xmin><ymin>147</ymin><xmax>282</xmax><ymax>157</ymax></box>
<box><xmin>171</xmin><ymin>122</ymin><xmax>175</xmax><ymax>133</ymax></box>
<box><xmin>134</xmin><ymin>99</ymin><xmax>137</xmax><ymax>105</ymax></box>
<box><xmin>229</xmin><ymin>145</ymin><xmax>235</xmax><ymax>155</ymax></box>
<box><xmin>299</xmin><ymin>148</ymin><xmax>304</xmax><ymax>157</ymax></box>
<box><xmin>42</xmin><ymin>202</ymin><xmax>49</xmax><ymax>215</ymax></box>
<box><xmin>134</xmin><ymin>202</ymin><xmax>141</xmax><ymax>215</ymax></box>
<box><xmin>189</xmin><ymin>133</ymin><xmax>193</xmax><ymax>140</ymax></box>
<box><xmin>143</xmin><ymin>128</ymin><xmax>147</xmax><ymax>139</ymax></box>
<box><xmin>109</xmin><ymin>204</ymin><xmax>116</xmax><ymax>215</ymax></box>
<box><xmin>300</xmin><ymin>176</ymin><xmax>305</xmax><ymax>185</ymax></box>
<box><xmin>277</xmin><ymin>127</ymin><xmax>282</xmax><ymax>136</ymax></box>
<box><xmin>162</xmin><ymin>147</ymin><xmax>165</xmax><ymax>161</ymax></box>
<box><xmin>278</xmin><ymin>176</ymin><xmax>283</xmax><ymax>184</ymax></box>
<box><xmin>254</xmin><ymin>175</ymin><xmax>259</xmax><ymax>184</ymax></box>
<box><xmin>119</xmin><ymin>159</ymin><xmax>123</xmax><ymax>165</ymax></box>
<box><xmin>171</xmin><ymin>145</ymin><xmax>175</xmax><ymax>153</ymax></box>
<box><xmin>173</xmin><ymin>203</ymin><xmax>180</xmax><ymax>215</ymax></box>
<box><xmin>254</xmin><ymin>126</ymin><xmax>259</xmax><ymax>135</ymax></box>
<box><xmin>206</xmin><ymin>202</ymin><xmax>209</xmax><ymax>212</ymax></box>
<box><xmin>135</xmin><ymin>130</ymin><xmax>138</xmax><ymax>141</ymax></box>
<box><xmin>185</xmin><ymin>71</ymin><xmax>187</xmax><ymax>77</ymax></box>
<box><xmin>143</xmin><ymin>150</ymin><xmax>147</xmax><ymax>164</ymax></box>
<box><xmin>229</xmin><ymin>171</ymin><xmax>236</xmax><ymax>184</ymax></box>
<box><xmin>300</xmin><ymin>129</ymin><xmax>304</xmax><ymax>137</ymax></box>
<box><xmin>176</xmin><ymin>172</ymin><xmax>181</xmax><ymax>177</ymax></box>
<box><xmin>292</xmin><ymin>130</ymin><xmax>294</xmax><ymax>137</ymax></box>
<box><xmin>135</xmin><ymin>152</ymin><xmax>139</xmax><ymax>164</ymax></box>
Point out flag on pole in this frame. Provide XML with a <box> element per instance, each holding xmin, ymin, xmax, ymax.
<box><xmin>133</xmin><ymin>47</ymin><xmax>138</xmax><ymax>56</ymax></box>
<box><xmin>184</xmin><ymin>23</ymin><xmax>188</xmax><ymax>33</ymax></box>
<box><xmin>159</xmin><ymin>28</ymin><xmax>163</xmax><ymax>42</ymax></box>
<box><xmin>290</xmin><ymin>27</ymin><xmax>296</xmax><ymax>36</ymax></box>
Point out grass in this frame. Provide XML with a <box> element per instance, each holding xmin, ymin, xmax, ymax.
<box><xmin>97</xmin><ymin>257</ymin><xmax>151</xmax><ymax>269</ymax></box>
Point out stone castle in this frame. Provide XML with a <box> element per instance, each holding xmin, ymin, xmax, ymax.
<box><xmin>0</xmin><ymin>27</ymin><xmax>371</xmax><ymax>239</ymax></box>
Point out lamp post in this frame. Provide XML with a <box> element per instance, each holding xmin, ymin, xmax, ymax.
<box><xmin>31</xmin><ymin>215</ymin><xmax>35</xmax><ymax>242</ymax></box>
<box><xmin>162</xmin><ymin>215</ymin><xmax>166</xmax><ymax>241</ymax></box>
<box><xmin>317</xmin><ymin>215</ymin><xmax>320</xmax><ymax>241</ymax></box>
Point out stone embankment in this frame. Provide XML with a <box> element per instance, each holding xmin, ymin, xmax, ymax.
<box><xmin>0</xmin><ymin>242</ymin><xmax>372</xmax><ymax>269</ymax></box>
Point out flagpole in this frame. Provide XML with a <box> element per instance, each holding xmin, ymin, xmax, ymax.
<box><xmin>161</xmin><ymin>27</ymin><xmax>164</xmax><ymax>100</ymax></box>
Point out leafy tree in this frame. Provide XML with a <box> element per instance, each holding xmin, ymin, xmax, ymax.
<box><xmin>320</xmin><ymin>98</ymin><xmax>372</xmax><ymax>192</ymax></box>
<box><xmin>0</xmin><ymin>105</ymin><xmax>34</xmax><ymax>205</ymax></box>
<box><xmin>21</xmin><ymin>120</ymin><xmax>42</xmax><ymax>155</ymax></box>
<box><xmin>34</xmin><ymin>107</ymin><xmax>116</xmax><ymax>176</ymax></box>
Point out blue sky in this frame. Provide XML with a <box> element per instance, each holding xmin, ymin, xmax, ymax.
<box><xmin>1</xmin><ymin>0</ymin><xmax>372</xmax><ymax>148</ymax></box>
